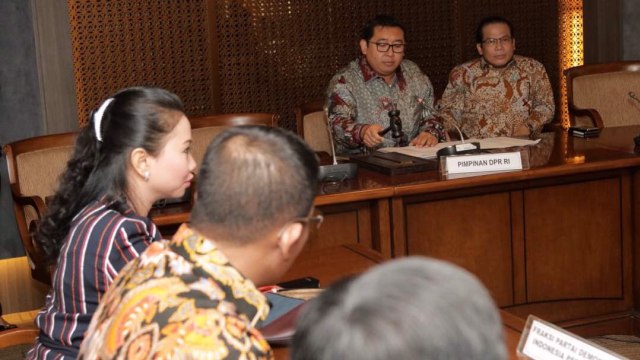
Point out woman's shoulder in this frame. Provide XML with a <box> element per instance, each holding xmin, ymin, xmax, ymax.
<box><xmin>73</xmin><ymin>199</ymin><xmax>157</xmax><ymax>235</ymax></box>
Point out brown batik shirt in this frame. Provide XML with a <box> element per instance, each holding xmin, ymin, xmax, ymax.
<box><xmin>438</xmin><ymin>55</ymin><xmax>554</xmax><ymax>139</ymax></box>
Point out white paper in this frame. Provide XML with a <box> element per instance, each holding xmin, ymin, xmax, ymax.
<box><xmin>378</xmin><ymin>137</ymin><xmax>541</xmax><ymax>159</ymax></box>
<box><xmin>518</xmin><ymin>317</ymin><xmax>627</xmax><ymax>360</ymax></box>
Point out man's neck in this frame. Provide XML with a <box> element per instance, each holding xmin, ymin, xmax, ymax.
<box><xmin>382</xmin><ymin>74</ymin><xmax>395</xmax><ymax>85</ymax></box>
<box><xmin>192</xmin><ymin>224</ymin><xmax>273</xmax><ymax>287</ymax></box>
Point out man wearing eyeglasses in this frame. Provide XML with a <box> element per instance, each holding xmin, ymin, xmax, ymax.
<box><xmin>438</xmin><ymin>16</ymin><xmax>554</xmax><ymax>139</ymax></box>
<box><xmin>327</xmin><ymin>14</ymin><xmax>446</xmax><ymax>155</ymax></box>
<box><xmin>78</xmin><ymin>126</ymin><xmax>320</xmax><ymax>359</ymax></box>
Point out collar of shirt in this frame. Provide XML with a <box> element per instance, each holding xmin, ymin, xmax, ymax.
<box><xmin>358</xmin><ymin>56</ymin><xmax>407</xmax><ymax>90</ymax></box>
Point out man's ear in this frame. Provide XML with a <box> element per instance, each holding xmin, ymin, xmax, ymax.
<box><xmin>130</xmin><ymin>147</ymin><xmax>150</xmax><ymax>178</ymax></box>
<box><xmin>476</xmin><ymin>43</ymin><xmax>483</xmax><ymax>56</ymax></box>
<box><xmin>359</xmin><ymin>39</ymin><xmax>369</xmax><ymax>55</ymax></box>
<box><xmin>277</xmin><ymin>222</ymin><xmax>304</xmax><ymax>259</ymax></box>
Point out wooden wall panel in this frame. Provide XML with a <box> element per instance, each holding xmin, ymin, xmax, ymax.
<box><xmin>67</xmin><ymin>0</ymin><xmax>216</xmax><ymax>125</ymax></box>
<box><xmin>403</xmin><ymin>193</ymin><xmax>515</xmax><ymax>307</ymax></box>
<box><xmin>305</xmin><ymin>209</ymin><xmax>359</xmax><ymax>250</ymax></box>
<box><xmin>524</xmin><ymin>178</ymin><xmax>623</xmax><ymax>302</ymax></box>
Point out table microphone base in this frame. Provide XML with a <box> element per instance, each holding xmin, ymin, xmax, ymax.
<box><xmin>318</xmin><ymin>162</ymin><xmax>358</xmax><ymax>182</ymax></box>
<box><xmin>436</xmin><ymin>142</ymin><xmax>481</xmax><ymax>157</ymax></box>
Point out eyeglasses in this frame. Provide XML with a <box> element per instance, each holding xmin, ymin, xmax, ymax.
<box><xmin>294</xmin><ymin>214</ymin><xmax>324</xmax><ymax>229</ymax></box>
<box><xmin>482</xmin><ymin>36</ymin><xmax>513</xmax><ymax>47</ymax></box>
<box><xmin>277</xmin><ymin>213</ymin><xmax>324</xmax><ymax>238</ymax></box>
<box><xmin>368</xmin><ymin>41</ymin><xmax>405</xmax><ymax>53</ymax></box>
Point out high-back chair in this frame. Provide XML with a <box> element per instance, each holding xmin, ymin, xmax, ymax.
<box><xmin>3</xmin><ymin>132</ymin><xmax>78</xmax><ymax>286</ymax></box>
<box><xmin>565</xmin><ymin>61</ymin><xmax>640</xmax><ymax>128</ymax></box>
<box><xmin>294</xmin><ymin>99</ymin><xmax>332</xmax><ymax>154</ymax></box>
<box><xmin>189</xmin><ymin>113</ymin><xmax>277</xmax><ymax>169</ymax></box>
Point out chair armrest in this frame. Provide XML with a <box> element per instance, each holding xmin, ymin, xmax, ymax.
<box><xmin>26</xmin><ymin>219</ymin><xmax>54</xmax><ymax>285</ymax></box>
<box><xmin>0</xmin><ymin>327</ymin><xmax>39</xmax><ymax>348</ymax></box>
<box><xmin>13</xmin><ymin>195</ymin><xmax>46</xmax><ymax>220</ymax></box>
<box><xmin>567</xmin><ymin>106</ymin><xmax>604</xmax><ymax>128</ymax></box>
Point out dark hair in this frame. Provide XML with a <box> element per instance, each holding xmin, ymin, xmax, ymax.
<box><xmin>475</xmin><ymin>16</ymin><xmax>514</xmax><ymax>44</ymax></box>
<box><xmin>190</xmin><ymin>126</ymin><xmax>319</xmax><ymax>244</ymax></box>
<box><xmin>359</xmin><ymin>14</ymin><xmax>406</xmax><ymax>41</ymax></box>
<box><xmin>38</xmin><ymin>86</ymin><xmax>184</xmax><ymax>263</ymax></box>
<box><xmin>291</xmin><ymin>257</ymin><xmax>507</xmax><ymax>360</ymax></box>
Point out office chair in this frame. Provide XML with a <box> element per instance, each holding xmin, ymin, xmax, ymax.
<box><xmin>565</xmin><ymin>61</ymin><xmax>640</xmax><ymax>128</ymax></box>
<box><xmin>3</xmin><ymin>132</ymin><xmax>78</xmax><ymax>286</ymax></box>
<box><xmin>294</xmin><ymin>99</ymin><xmax>332</xmax><ymax>154</ymax></box>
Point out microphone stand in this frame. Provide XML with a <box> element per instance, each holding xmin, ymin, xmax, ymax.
<box><xmin>318</xmin><ymin>107</ymin><xmax>358</xmax><ymax>182</ymax></box>
<box><xmin>435</xmin><ymin>118</ymin><xmax>481</xmax><ymax>157</ymax></box>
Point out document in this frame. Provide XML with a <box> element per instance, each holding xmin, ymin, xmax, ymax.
<box><xmin>258</xmin><ymin>292</ymin><xmax>306</xmax><ymax>345</ymax></box>
<box><xmin>378</xmin><ymin>137</ymin><xmax>541</xmax><ymax>159</ymax></box>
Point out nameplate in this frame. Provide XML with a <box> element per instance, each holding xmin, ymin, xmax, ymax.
<box><xmin>517</xmin><ymin>316</ymin><xmax>624</xmax><ymax>360</ymax></box>
<box><xmin>444</xmin><ymin>151</ymin><xmax>522</xmax><ymax>174</ymax></box>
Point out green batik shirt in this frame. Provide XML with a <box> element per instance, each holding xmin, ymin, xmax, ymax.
<box><xmin>326</xmin><ymin>56</ymin><xmax>446</xmax><ymax>155</ymax></box>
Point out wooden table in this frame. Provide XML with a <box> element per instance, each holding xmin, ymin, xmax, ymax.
<box><xmin>270</xmin><ymin>244</ymin><xmax>526</xmax><ymax>360</ymax></box>
<box><xmin>151</xmin><ymin>127</ymin><xmax>640</xmax><ymax>338</ymax></box>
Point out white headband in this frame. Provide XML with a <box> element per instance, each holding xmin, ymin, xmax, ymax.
<box><xmin>93</xmin><ymin>98</ymin><xmax>114</xmax><ymax>142</ymax></box>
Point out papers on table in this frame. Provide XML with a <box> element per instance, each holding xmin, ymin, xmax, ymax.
<box><xmin>378</xmin><ymin>137</ymin><xmax>541</xmax><ymax>159</ymax></box>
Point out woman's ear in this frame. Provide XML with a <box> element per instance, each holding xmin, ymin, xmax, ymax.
<box><xmin>130</xmin><ymin>147</ymin><xmax>150</xmax><ymax>178</ymax></box>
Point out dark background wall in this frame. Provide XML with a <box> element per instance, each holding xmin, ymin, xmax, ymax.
<box><xmin>0</xmin><ymin>1</ymin><xmax>43</xmax><ymax>259</ymax></box>
<box><xmin>622</xmin><ymin>0</ymin><xmax>640</xmax><ymax>60</ymax></box>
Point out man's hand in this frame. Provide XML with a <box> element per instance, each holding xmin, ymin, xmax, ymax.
<box><xmin>410</xmin><ymin>132</ymin><xmax>438</xmax><ymax>147</ymax></box>
<box><xmin>363</xmin><ymin>124</ymin><xmax>385</xmax><ymax>148</ymax></box>
<box><xmin>512</xmin><ymin>124</ymin><xmax>531</xmax><ymax>137</ymax></box>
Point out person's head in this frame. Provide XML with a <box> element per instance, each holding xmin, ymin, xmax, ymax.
<box><xmin>39</xmin><ymin>86</ymin><xmax>196</xmax><ymax>261</ymax></box>
<box><xmin>359</xmin><ymin>15</ymin><xmax>406</xmax><ymax>82</ymax></box>
<box><xmin>190</xmin><ymin>126</ymin><xmax>319</xmax><ymax>286</ymax></box>
<box><xmin>475</xmin><ymin>16</ymin><xmax>515</xmax><ymax>68</ymax></box>
<box><xmin>291</xmin><ymin>257</ymin><xmax>507</xmax><ymax>360</ymax></box>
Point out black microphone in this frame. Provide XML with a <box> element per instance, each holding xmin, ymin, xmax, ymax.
<box><xmin>318</xmin><ymin>107</ymin><xmax>358</xmax><ymax>182</ymax></box>
<box><xmin>435</xmin><ymin>118</ymin><xmax>481</xmax><ymax>157</ymax></box>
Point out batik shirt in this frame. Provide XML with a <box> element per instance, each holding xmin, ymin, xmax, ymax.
<box><xmin>438</xmin><ymin>55</ymin><xmax>555</xmax><ymax>138</ymax></box>
<box><xmin>77</xmin><ymin>224</ymin><xmax>272</xmax><ymax>360</ymax></box>
<box><xmin>327</xmin><ymin>57</ymin><xmax>446</xmax><ymax>155</ymax></box>
<box><xmin>28</xmin><ymin>199</ymin><xmax>159</xmax><ymax>359</ymax></box>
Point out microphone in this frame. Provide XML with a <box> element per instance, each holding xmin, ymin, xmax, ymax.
<box><xmin>435</xmin><ymin>118</ymin><xmax>481</xmax><ymax>157</ymax></box>
<box><xmin>318</xmin><ymin>107</ymin><xmax>358</xmax><ymax>182</ymax></box>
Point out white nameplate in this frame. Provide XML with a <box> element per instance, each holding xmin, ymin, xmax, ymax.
<box><xmin>517</xmin><ymin>316</ymin><xmax>626</xmax><ymax>360</ymax></box>
<box><xmin>444</xmin><ymin>151</ymin><xmax>522</xmax><ymax>174</ymax></box>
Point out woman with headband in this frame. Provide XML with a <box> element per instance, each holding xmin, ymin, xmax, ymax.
<box><xmin>27</xmin><ymin>87</ymin><xmax>197</xmax><ymax>359</ymax></box>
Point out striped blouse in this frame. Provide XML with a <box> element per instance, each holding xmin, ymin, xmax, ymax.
<box><xmin>27</xmin><ymin>199</ymin><xmax>160</xmax><ymax>359</ymax></box>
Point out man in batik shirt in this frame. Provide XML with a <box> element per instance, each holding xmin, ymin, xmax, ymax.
<box><xmin>438</xmin><ymin>16</ymin><xmax>555</xmax><ymax>139</ymax></box>
<box><xmin>327</xmin><ymin>14</ymin><xmax>446</xmax><ymax>155</ymax></box>
<box><xmin>78</xmin><ymin>126</ymin><xmax>320</xmax><ymax>359</ymax></box>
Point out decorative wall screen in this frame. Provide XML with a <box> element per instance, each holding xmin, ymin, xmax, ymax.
<box><xmin>559</xmin><ymin>0</ymin><xmax>584</xmax><ymax>127</ymax></box>
<box><xmin>67</xmin><ymin>1</ymin><xmax>216</xmax><ymax>126</ymax></box>
<box><xmin>68</xmin><ymin>0</ymin><xmax>560</xmax><ymax>131</ymax></box>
